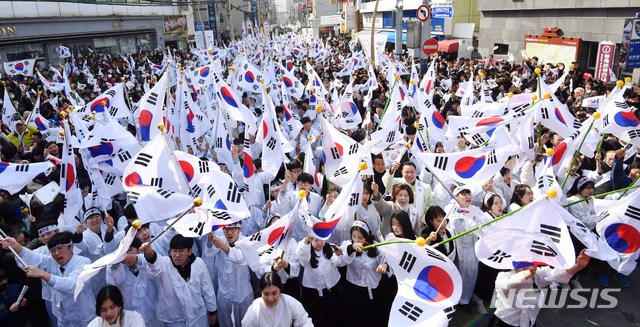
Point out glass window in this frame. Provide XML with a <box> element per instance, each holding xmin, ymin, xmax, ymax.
<box><xmin>93</xmin><ymin>37</ymin><xmax>119</xmax><ymax>54</ymax></box>
<box><xmin>119</xmin><ymin>35</ymin><xmax>137</xmax><ymax>55</ymax></box>
<box><xmin>493</xmin><ymin>43</ymin><xmax>509</xmax><ymax>55</ymax></box>
<box><xmin>4</xmin><ymin>44</ymin><xmax>45</xmax><ymax>61</ymax></box>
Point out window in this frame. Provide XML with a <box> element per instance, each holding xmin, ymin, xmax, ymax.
<box><xmin>493</xmin><ymin>43</ymin><xmax>509</xmax><ymax>55</ymax></box>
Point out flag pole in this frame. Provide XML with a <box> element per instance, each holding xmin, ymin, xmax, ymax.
<box><xmin>146</xmin><ymin>199</ymin><xmax>201</xmax><ymax>247</ymax></box>
<box><xmin>563</xmin><ymin>183</ymin><xmax>640</xmax><ymax>208</ymax></box>
<box><xmin>0</xmin><ymin>228</ymin><xmax>28</xmax><ymax>267</ymax></box>
<box><xmin>560</xmin><ymin>115</ymin><xmax>599</xmax><ymax>189</ymax></box>
<box><xmin>158</xmin><ymin>123</ymin><xmax>198</xmax><ymax>198</ymax></box>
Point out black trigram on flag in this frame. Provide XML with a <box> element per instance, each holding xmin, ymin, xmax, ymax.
<box><xmin>572</xmin><ymin>120</ymin><xmax>582</xmax><ymax>130</ymax></box>
<box><xmin>488</xmin><ymin>249</ymin><xmax>511</xmax><ymax>263</ymax></box>
<box><xmin>443</xmin><ymin>306</ymin><xmax>455</xmax><ymax>321</ymax></box>
<box><xmin>614</xmin><ymin>100</ymin><xmax>629</xmax><ymax>110</ymax></box>
<box><xmin>399</xmin><ymin>301</ymin><xmax>423</xmax><ymax>322</ymax></box>
<box><xmin>259</xmin><ymin>246</ymin><xmax>275</xmax><ymax>257</ymax></box>
<box><xmin>386</xmin><ymin>131</ymin><xmax>396</xmax><ymax>143</ymax></box>
<box><xmin>425</xmin><ymin>247</ymin><xmax>445</xmax><ymax>262</ymax></box>
<box><xmin>541</xmin><ymin>107</ymin><xmax>549</xmax><ymax>120</ymax></box>
<box><xmin>206</xmin><ymin>185</ymin><xmax>216</xmax><ymax>198</ymax></box>
<box><xmin>487</xmin><ymin>149</ymin><xmax>497</xmax><ymax>164</ymax></box>
<box><xmin>625</xmin><ymin>205</ymin><xmax>640</xmax><ymax>220</ymax></box>
<box><xmin>135</xmin><ymin>153</ymin><xmax>153</xmax><ymax>167</ymax></box>
<box><xmin>527</xmin><ymin>136</ymin><xmax>535</xmax><ymax>150</ymax></box>
<box><xmin>329</xmin><ymin>146</ymin><xmax>341</xmax><ymax>160</ymax></box>
<box><xmin>458</xmin><ymin>126</ymin><xmax>469</xmax><ymax>136</ymax></box>
<box><xmin>573</xmin><ymin>220</ymin><xmax>589</xmax><ymax>234</ymax></box>
<box><xmin>156</xmin><ymin>188</ymin><xmax>174</xmax><ymax>199</ymax></box>
<box><xmin>628</xmin><ymin>130</ymin><xmax>640</xmax><ymax>139</ymax></box>
<box><xmin>146</xmin><ymin>92</ymin><xmax>158</xmax><ymax>106</ymax></box>
<box><xmin>471</xmin><ymin>111</ymin><xmax>484</xmax><ymax>118</ymax></box>
<box><xmin>209</xmin><ymin>210</ymin><xmax>231</xmax><ymax>221</ymax></box>
<box><xmin>332</xmin><ymin>167</ymin><xmax>349</xmax><ymax>177</ymax></box>
<box><xmin>249</xmin><ymin>232</ymin><xmax>262</xmax><ymax>242</ymax></box>
<box><xmin>104</xmin><ymin>174</ymin><xmax>116</xmax><ymax>186</ymax></box>
<box><xmin>109</xmin><ymin>106</ymin><xmax>119</xmax><ymax>117</ymax></box>
<box><xmin>216</xmin><ymin>137</ymin><xmax>223</xmax><ymax>149</ymax></box>
<box><xmin>348</xmin><ymin>193</ymin><xmax>360</xmax><ymax>206</ymax></box>
<box><xmin>597</xmin><ymin>210</ymin><xmax>610</xmax><ymax>223</ymax></box>
<box><xmin>226</xmin><ymin>182</ymin><xmax>241</xmax><ymax>203</ymax></box>
<box><xmin>15</xmin><ymin>164</ymin><xmax>29</xmax><ymax>172</ymax></box>
<box><xmin>199</xmin><ymin>160</ymin><xmax>210</xmax><ymax>173</ymax></box>
<box><xmin>434</xmin><ymin>156</ymin><xmax>448</xmax><ymax>170</ymax></box>
<box><xmin>530</xmin><ymin>240</ymin><xmax>557</xmax><ymax>257</ymax></box>
<box><xmin>266</xmin><ymin>137</ymin><xmax>277</xmax><ymax>150</ymax></box>
<box><xmin>348</xmin><ymin>144</ymin><xmax>359</xmax><ymax>155</ymax></box>
<box><xmin>471</xmin><ymin>134</ymin><xmax>486</xmax><ymax>145</ymax></box>
<box><xmin>128</xmin><ymin>192</ymin><xmax>140</xmax><ymax>204</ymax></box>
<box><xmin>118</xmin><ymin>151</ymin><xmax>132</xmax><ymax>162</ymax></box>
<box><xmin>540</xmin><ymin>224</ymin><xmax>562</xmax><ymax>243</ymax></box>
<box><xmin>602</xmin><ymin>114</ymin><xmax>609</xmax><ymax>127</ymax></box>
<box><xmin>399</xmin><ymin>251</ymin><xmax>417</xmax><ymax>273</ymax></box>
<box><xmin>150</xmin><ymin>177</ymin><xmax>163</xmax><ymax>188</ymax></box>
<box><xmin>192</xmin><ymin>184</ymin><xmax>202</xmax><ymax>197</ymax></box>
<box><xmin>189</xmin><ymin>221</ymin><xmax>206</xmax><ymax>236</ymax></box>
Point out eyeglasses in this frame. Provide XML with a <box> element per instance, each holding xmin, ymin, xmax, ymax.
<box><xmin>223</xmin><ymin>227</ymin><xmax>239</xmax><ymax>232</ymax></box>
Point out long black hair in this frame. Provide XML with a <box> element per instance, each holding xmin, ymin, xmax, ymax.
<box><xmin>350</xmin><ymin>223</ymin><xmax>378</xmax><ymax>258</ymax></box>
<box><xmin>391</xmin><ymin>211</ymin><xmax>416</xmax><ymax>240</ymax></box>
<box><xmin>510</xmin><ymin>184</ymin><xmax>531</xmax><ymax>207</ymax></box>
<box><xmin>95</xmin><ymin>285</ymin><xmax>124</xmax><ymax>317</ymax></box>
<box><xmin>309</xmin><ymin>240</ymin><xmax>334</xmax><ymax>269</ymax></box>
<box><xmin>260</xmin><ymin>272</ymin><xmax>283</xmax><ymax>292</ymax></box>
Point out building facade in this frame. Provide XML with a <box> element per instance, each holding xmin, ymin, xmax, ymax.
<box><xmin>0</xmin><ymin>0</ymin><xmax>187</xmax><ymax>66</ymax></box>
<box><xmin>477</xmin><ymin>0</ymin><xmax>640</xmax><ymax>77</ymax></box>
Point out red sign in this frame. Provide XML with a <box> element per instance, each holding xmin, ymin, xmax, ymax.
<box><xmin>422</xmin><ymin>38</ymin><xmax>438</xmax><ymax>56</ymax></box>
<box><xmin>417</xmin><ymin>5</ymin><xmax>430</xmax><ymax>22</ymax></box>
<box><xmin>594</xmin><ymin>42</ymin><xmax>615</xmax><ymax>83</ymax></box>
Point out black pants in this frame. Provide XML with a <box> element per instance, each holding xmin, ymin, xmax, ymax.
<box><xmin>301</xmin><ymin>285</ymin><xmax>340</xmax><ymax>327</ymax></box>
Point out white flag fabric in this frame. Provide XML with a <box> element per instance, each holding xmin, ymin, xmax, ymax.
<box><xmin>322</xmin><ymin>171</ymin><xmax>363</xmax><ymax>239</ymax></box>
<box><xmin>332</xmin><ymin>79</ymin><xmax>362</xmax><ymax>130</ymax></box>
<box><xmin>414</xmin><ymin>145</ymin><xmax>518</xmax><ymax>188</ymax></box>
<box><xmin>476</xmin><ymin>229</ymin><xmax>568</xmax><ymax>269</ymax></box>
<box><xmin>122</xmin><ymin>134</ymin><xmax>190</xmax><ymax>195</ymax></box>
<box><xmin>37</xmin><ymin>71</ymin><xmax>65</xmax><ymax>93</ymax></box>
<box><xmin>173</xmin><ymin>150</ymin><xmax>220</xmax><ymax>196</ymax></box>
<box><xmin>82</xmin><ymin>83</ymin><xmax>130</xmax><ymax>120</ymax></box>
<box><xmin>59</xmin><ymin>120</ymin><xmax>83</xmax><ymax>226</ymax></box>
<box><xmin>3</xmin><ymin>59</ymin><xmax>36</xmax><ymax>76</ymax></box>
<box><xmin>482</xmin><ymin>198</ymin><xmax>576</xmax><ymax>269</ymax></box>
<box><xmin>320</xmin><ymin>116</ymin><xmax>359</xmax><ymax>177</ymax></box>
<box><xmin>256</xmin><ymin>86</ymin><xmax>289</xmax><ymax>177</ymax></box>
<box><xmin>195</xmin><ymin>171</ymin><xmax>251</xmax><ymax>222</ymax></box>
<box><xmin>126</xmin><ymin>185</ymin><xmax>194</xmax><ymax>223</ymax></box>
<box><xmin>595</xmin><ymin>191</ymin><xmax>640</xmax><ymax>275</ymax></box>
<box><xmin>0</xmin><ymin>161</ymin><xmax>54</xmax><ymax>194</ymax></box>
<box><xmin>2</xmin><ymin>86</ymin><xmax>18</xmax><ymax>131</ymax></box>
<box><xmin>58</xmin><ymin>45</ymin><xmax>71</xmax><ymax>58</ymax></box>
<box><xmin>235</xmin><ymin>56</ymin><xmax>265</xmax><ymax>93</ymax></box>
<box><xmin>236</xmin><ymin>202</ymin><xmax>298</xmax><ymax>273</ymax></box>
<box><xmin>599</xmin><ymin>84</ymin><xmax>640</xmax><ymax>147</ymax></box>
<box><xmin>213</xmin><ymin>72</ymin><xmax>258</xmax><ymax>131</ymax></box>
<box><xmin>74</xmin><ymin>225</ymin><xmax>137</xmax><ymax>300</ymax></box>
<box><xmin>536</xmin><ymin>80</ymin><xmax>580</xmax><ymax>139</ymax></box>
<box><xmin>134</xmin><ymin>72</ymin><xmax>168</xmax><ymax>143</ymax></box>
<box><xmin>379</xmin><ymin>242</ymin><xmax>462</xmax><ymax>327</ymax></box>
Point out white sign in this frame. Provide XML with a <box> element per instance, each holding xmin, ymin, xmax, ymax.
<box><xmin>357</xmin><ymin>31</ymin><xmax>388</xmax><ymax>63</ymax></box>
<box><xmin>195</xmin><ymin>30</ymin><xmax>214</xmax><ymax>49</ymax></box>
<box><xmin>321</xmin><ymin>15</ymin><xmax>343</xmax><ymax>26</ymax></box>
<box><xmin>345</xmin><ymin>6</ymin><xmax>356</xmax><ymax>30</ymax></box>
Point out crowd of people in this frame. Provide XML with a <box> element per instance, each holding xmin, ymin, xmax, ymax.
<box><xmin>0</xmin><ymin>29</ymin><xmax>638</xmax><ymax>327</ymax></box>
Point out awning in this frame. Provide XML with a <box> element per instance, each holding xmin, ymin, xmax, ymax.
<box><xmin>438</xmin><ymin>39</ymin><xmax>459</xmax><ymax>53</ymax></box>
<box><xmin>385</xmin><ymin>30</ymin><xmax>407</xmax><ymax>44</ymax></box>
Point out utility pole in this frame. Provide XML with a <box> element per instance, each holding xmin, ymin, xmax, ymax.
<box><xmin>227</xmin><ymin>0</ymin><xmax>235</xmax><ymax>40</ymax></box>
<box><xmin>194</xmin><ymin>0</ymin><xmax>207</xmax><ymax>48</ymax></box>
<box><xmin>420</xmin><ymin>0</ymin><xmax>430</xmax><ymax>75</ymax></box>
<box><xmin>394</xmin><ymin>0</ymin><xmax>403</xmax><ymax>61</ymax></box>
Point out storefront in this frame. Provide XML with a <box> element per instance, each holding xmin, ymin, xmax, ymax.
<box><xmin>0</xmin><ymin>16</ymin><xmax>164</xmax><ymax>67</ymax></box>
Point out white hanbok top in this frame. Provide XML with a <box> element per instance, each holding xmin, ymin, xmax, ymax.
<box><xmin>241</xmin><ymin>294</ymin><xmax>313</xmax><ymax>327</ymax></box>
<box><xmin>87</xmin><ymin>310</ymin><xmax>146</xmax><ymax>327</ymax></box>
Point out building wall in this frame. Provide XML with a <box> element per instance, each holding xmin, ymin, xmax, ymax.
<box><xmin>0</xmin><ymin>1</ymin><xmax>179</xmax><ymax>19</ymax></box>
<box><xmin>477</xmin><ymin>0</ymin><xmax>640</xmax><ymax>63</ymax></box>
<box><xmin>452</xmin><ymin>0</ymin><xmax>480</xmax><ymax>32</ymax></box>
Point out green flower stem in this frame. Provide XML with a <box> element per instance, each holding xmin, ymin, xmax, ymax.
<box><xmin>560</xmin><ymin>118</ymin><xmax>596</xmax><ymax>190</ymax></box>
<box><xmin>563</xmin><ymin>184</ymin><xmax>640</xmax><ymax>208</ymax></box>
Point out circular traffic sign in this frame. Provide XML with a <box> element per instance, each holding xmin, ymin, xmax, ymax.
<box><xmin>417</xmin><ymin>5</ymin><xmax>430</xmax><ymax>22</ymax></box>
<box><xmin>422</xmin><ymin>38</ymin><xmax>438</xmax><ymax>56</ymax></box>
